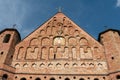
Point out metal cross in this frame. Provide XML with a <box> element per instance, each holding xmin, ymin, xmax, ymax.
<box><xmin>56</xmin><ymin>7</ymin><xmax>63</xmax><ymax>12</ymax></box>
<box><xmin>12</xmin><ymin>24</ymin><xmax>16</xmax><ymax>29</ymax></box>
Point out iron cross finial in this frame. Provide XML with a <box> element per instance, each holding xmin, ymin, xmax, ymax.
<box><xmin>57</xmin><ymin>7</ymin><xmax>63</xmax><ymax>12</ymax></box>
<box><xmin>58</xmin><ymin>7</ymin><xmax>62</xmax><ymax>12</ymax></box>
<box><xmin>13</xmin><ymin>24</ymin><xmax>16</xmax><ymax>29</ymax></box>
<box><xmin>104</xmin><ymin>26</ymin><xmax>108</xmax><ymax>30</ymax></box>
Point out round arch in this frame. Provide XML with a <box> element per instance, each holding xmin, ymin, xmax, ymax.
<box><xmin>116</xmin><ymin>75</ymin><xmax>120</xmax><ymax>79</ymax></box>
<box><xmin>35</xmin><ymin>77</ymin><xmax>41</xmax><ymax>80</ymax></box>
<box><xmin>2</xmin><ymin>74</ymin><xmax>8</xmax><ymax>80</ymax></box>
<box><xmin>20</xmin><ymin>77</ymin><xmax>26</xmax><ymax>80</ymax></box>
<box><xmin>50</xmin><ymin>77</ymin><xmax>56</xmax><ymax>80</ymax></box>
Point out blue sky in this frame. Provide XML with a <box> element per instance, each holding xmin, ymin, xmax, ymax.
<box><xmin>0</xmin><ymin>0</ymin><xmax>120</xmax><ymax>39</ymax></box>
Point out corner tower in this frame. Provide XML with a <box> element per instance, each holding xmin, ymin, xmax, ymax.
<box><xmin>99</xmin><ymin>29</ymin><xmax>120</xmax><ymax>79</ymax></box>
<box><xmin>0</xmin><ymin>28</ymin><xmax>21</xmax><ymax>65</ymax></box>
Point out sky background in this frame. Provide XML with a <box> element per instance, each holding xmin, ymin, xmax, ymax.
<box><xmin>0</xmin><ymin>0</ymin><xmax>120</xmax><ymax>40</ymax></box>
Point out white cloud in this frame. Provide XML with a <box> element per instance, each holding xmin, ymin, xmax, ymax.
<box><xmin>116</xmin><ymin>0</ymin><xmax>120</xmax><ymax>7</ymax></box>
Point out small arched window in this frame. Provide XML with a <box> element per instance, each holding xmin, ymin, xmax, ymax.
<box><xmin>79</xmin><ymin>78</ymin><xmax>84</xmax><ymax>80</ymax></box>
<box><xmin>20</xmin><ymin>77</ymin><xmax>26</xmax><ymax>80</ymax></box>
<box><xmin>116</xmin><ymin>75</ymin><xmax>120</xmax><ymax>80</ymax></box>
<box><xmin>2</xmin><ymin>74</ymin><xmax>8</xmax><ymax>80</ymax></box>
<box><xmin>65</xmin><ymin>78</ymin><xmax>70</xmax><ymax>80</ymax></box>
<box><xmin>94</xmin><ymin>78</ymin><xmax>99</xmax><ymax>80</ymax></box>
<box><xmin>3</xmin><ymin>34</ymin><xmax>11</xmax><ymax>43</ymax></box>
<box><xmin>50</xmin><ymin>77</ymin><xmax>56</xmax><ymax>80</ymax></box>
<box><xmin>35</xmin><ymin>77</ymin><xmax>41</xmax><ymax>80</ymax></box>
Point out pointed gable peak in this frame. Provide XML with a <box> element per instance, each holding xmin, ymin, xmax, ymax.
<box><xmin>19</xmin><ymin>11</ymin><xmax>102</xmax><ymax>48</ymax></box>
<box><xmin>15</xmin><ymin>11</ymin><xmax>104</xmax><ymax>62</ymax></box>
<box><xmin>53</xmin><ymin>12</ymin><xmax>67</xmax><ymax>19</ymax></box>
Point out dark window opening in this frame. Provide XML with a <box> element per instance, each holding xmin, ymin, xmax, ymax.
<box><xmin>94</xmin><ymin>78</ymin><xmax>99</xmax><ymax>80</ymax></box>
<box><xmin>30</xmin><ymin>76</ymin><xmax>32</xmax><ymax>79</ymax></box>
<box><xmin>11</xmin><ymin>55</ymin><xmax>13</xmax><ymax>58</ymax></box>
<box><xmin>65</xmin><ymin>78</ymin><xmax>70</xmax><ymax>80</ymax></box>
<box><xmin>73</xmin><ymin>76</ymin><xmax>76</xmax><ymax>79</ymax></box>
<box><xmin>103</xmin><ymin>77</ymin><xmax>105</xmax><ymax>79</ymax></box>
<box><xmin>116</xmin><ymin>75</ymin><xmax>120</xmax><ymax>79</ymax></box>
<box><xmin>15</xmin><ymin>76</ymin><xmax>17</xmax><ymax>79</ymax></box>
<box><xmin>35</xmin><ymin>77</ymin><xmax>41</xmax><ymax>80</ymax></box>
<box><xmin>59</xmin><ymin>77</ymin><xmax>61</xmax><ymax>79</ymax></box>
<box><xmin>44</xmin><ymin>76</ymin><xmax>46</xmax><ymax>79</ymax></box>
<box><xmin>1</xmin><ymin>52</ymin><xmax>3</xmax><ymax>55</ymax></box>
<box><xmin>111</xmin><ymin>57</ymin><xmax>114</xmax><ymax>60</ymax></box>
<box><xmin>3</xmin><ymin>34</ymin><xmax>11</xmax><ymax>43</ymax></box>
<box><xmin>88</xmin><ymin>77</ymin><xmax>90</xmax><ymax>79</ymax></box>
<box><xmin>54</xmin><ymin>54</ymin><xmax>56</xmax><ymax>59</ymax></box>
<box><xmin>20</xmin><ymin>77</ymin><xmax>26</xmax><ymax>80</ymax></box>
<box><xmin>50</xmin><ymin>77</ymin><xmax>56</xmax><ymax>80</ymax></box>
<box><xmin>79</xmin><ymin>78</ymin><xmax>84</xmax><ymax>80</ymax></box>
<box><xmin>2</xmin><ymin>74</ymin><xmax>8</xmax><ymax>80</ymax></box>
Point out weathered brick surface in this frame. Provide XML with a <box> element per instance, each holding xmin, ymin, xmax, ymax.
<box><xmin>0</xmin><ymin>12</ymin><xmax>119</xmax><ymax>80</ymax></box>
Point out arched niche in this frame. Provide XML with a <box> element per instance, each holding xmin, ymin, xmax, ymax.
<box><xmin>80</xmin><ymin>47</ymin><xmax>93</xmax><ymax>59</ymax></box>
<box><xmin>17</xmin><ymin>47</ymin><xmax>24</xmax><ymax>60</ymax></box>
<box><xmin>14</xmin><ymin>63</ymin><xmax>20</xmax><ymax>68</ymax></box>
<box><xmin>72</xmin><ymin>47</ymin><xmax>77</xmax><ymax>59</ymax></box>
<box><xmin>32</xmin><ymin>63</ymin><xmax>37</xmax><ymax>67</ymax></box>
<box><xmin>52</xmin><ymin>18</ymin><xmax>57</xmax><ymax>27</ymax></box>
<box><xmin>69</xmin><ymin>37</ymin><xmax>77</xmax><ymax>46</ymax></box>
<box><xmin>80</xmin><ymin>37</ymin><xmax>88</xmax><ymax>46</ymax></box>
<box><xmin>40</xmin><ymin>29</ymin><xmax>45</xmax><ymax>35</ymax></box>
<box><xmin>64</xmin><ymin>63</ymin><xmax>69</xmax><ymax>68</ymax></box>
<box><xmin>63</xmin><ymin>17</ymin><xmax>67</xmax><ymax>25</ymax></box>
<box><xmin>81</xmin><ymin>63</ymin><xmax>86</xmax><ymax>67</ymax></box>
<box><xmin>52</xmin><ymin>26</ymin><xmax>57</xmax><ymax>35</ymax></box>
<box><xmin>30</xmin><ymin>38</ymin><xmax>38</xmax><ymax>46</ymax></box>
<box><xmin>56</xmin><ymin>47</ymin><xmax>63</xmax><ymax>59</ymax></box>
<box><xmin>89</xmin><ymin>63</ymin><xmax>94</xmax><ymax>67</ymax></box>
<box><xmin>46</xmin><ymin>26</ymin><xmax>51</xmax><ymax>35</ymax></box>
<box><xmin>26</xmin><ymin>47</ymin><xmax>38</xmax><ymax>60</ymax></box>
<box><xmin>42</xmin><ymin>37</ymin><xmax>51</xmax><ymax>46</ymax></box>
<box><xmin>94</xmin><ymin>47</ymin><xmax>100</xmax><ymax>53</ymax></box>
<box><xmin>53</xmin><ymin>36</ymin><xmax>65</xmax><ymax>46</ymax></box>
<box><xmin>73</xmin><ymin>63</ymin><xmax>78</xmax><ymax>67</ymax></box>
<box><xmin>40</xmin><ymin>63</ymin><xmax>45</xmax><ymax>67</ymax></box>
<box><xmin>74</xmin><ymin>30</ymin><xmax>79</xmax><ymax>36</ymax></box>
<box><xmin>86</xmin><ymin>47</ymin><xmax>93</xmax><ymax>59</ymax></box>
<box><xmin>63</xmin><ymin>47</ymin><xmax>69</xmax><ymax>59</ymax></box>
<box><xmin>53</xmin><ymin>17</ymin><xmax>57</xmax><ymax>23</ymax></box>
<box><xmin>48</xmin><ymin>63</ymin><xmax>53</xmax><ymax>67</ymax></box>
<box><xmin>23</xmin><ymin>63</ymin><xmax>28</xmax><ymax>67</ymax></box>
<box><xmin>69</xmin><ymin>26</ymin><xmax>74</xmax><ymax>35</ymax></box>
<box><xmin>56</xmin><ymin>63</ymin><xmax>61</xmax><ymax>67</ymax></box>
<box><xmin>49</xmin><ymin>47</ymin><xmax>54</xmax><ymax>59</ymax></box>
<box><xmin>41</xmin><ymin>47</ymin><xmax>48</xmax><ymax>60</ymax></box>
<box><xmin>63</xmin><ymin>26</ymin><xmax>69</xmax><ymax>35</ymax></box>
<box><xmin>57</xmin><ymin>22</ymin><xmax>63</xmax><ymax>29</ymax></box>
<box><xmin>98</xmin><ymin>63</ymin><xmax>103</xmax><ymax>67</ymax></box>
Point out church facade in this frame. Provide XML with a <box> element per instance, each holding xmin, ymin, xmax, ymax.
<box><xmin>0</xmin><ymin>12</ymin><xmax>120</xmax><ymax>80</ymax></box>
